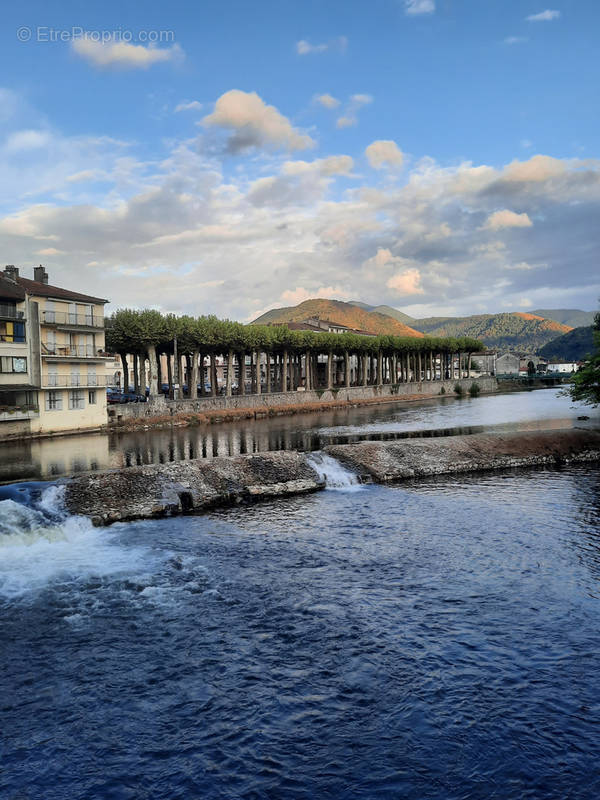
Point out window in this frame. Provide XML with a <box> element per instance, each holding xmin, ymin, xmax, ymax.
<box><xmin>88</xmin><ymin>390</ymin><xmax>96</xmax><ymax>405</ymax></box>
<box><xmin>0</xmin><ymin>356</ymin><xmax>27</xmax><ymax>373</ymax></box>
<box><xmin>0</xmin><ymin>321</ymin><xmax>25</xmax><ymax>343</ymax></box>
<box><xmin>45</xmin><ymin>390</ymin><xmax>63</xmax><ymax>411</ymax></box>
<box><xmin>68</xmin><ymin>390</ymin><xmax>84</xmax><ymax>410</ymax></box>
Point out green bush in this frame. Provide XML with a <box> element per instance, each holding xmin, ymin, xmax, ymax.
<box><xmin>440</xmin><ymin>386</ymin><xmax>446</xmax><ymax>394</ymax></box>
<box><xmin>454</xmin><ymin>383</ymin><xmax>464</xmax><ymax>397</ymax></box>
<box><xmin>469</xmin><ymin>382</ymin><xmax>480</xmax><ymax>397</ymax></box>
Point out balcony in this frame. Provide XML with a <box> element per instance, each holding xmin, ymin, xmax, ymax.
<box><xmin>0</xmin><ymin>304</ymin><xmax>25</xmax><ymax>321</ymax></box>
<box><xmin>0</xmin><ymin>334</ymin><xmax>26</xmax><ymax>344</ymax></box>
<box><xmin>42</xmin><ymin>374</ymin><xmax>117</xmax><ymax>388</ymax></box>
<box><xmin>0</xmin><ymin>404</ymin><xmax>39</xmax><ymax>422</ymax></box>
<box><xmin>42</xmin><ymin>343</ymin><xmax>112</xmax><ymax>359</ymax></box>
<box><xmin>42</xmin><ymin>310</ymin><xmax>103</xmax><ymax>328</ymax></box>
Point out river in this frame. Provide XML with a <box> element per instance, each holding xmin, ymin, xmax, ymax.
<box><xmin>1</xmin><ymin>389</ymin><xmax>600</xmax><ymax>799</ymax></box>
<box><xmin>0</xmin><ymin>387</ymin><xmax>594</xmax><ymax>483</ymax></box>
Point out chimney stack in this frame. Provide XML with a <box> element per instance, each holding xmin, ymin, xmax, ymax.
<box><xmin>4</xmin><ymin>265</ymin><xmax>19</xmax><ymax>281</ymax></box>
<box><xmin>34</xmin><ymin>265</ymin><xmax>49</xmax><ymax>285</ymax></box>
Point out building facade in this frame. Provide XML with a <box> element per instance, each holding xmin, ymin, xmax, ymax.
<box><xmin>0</xmin><ymin>265</ymin><xmax>113</xmax><ymax>438</ymax></box>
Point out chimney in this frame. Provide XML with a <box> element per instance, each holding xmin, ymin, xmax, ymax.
<box><xmin>34</xmin><ymin>265</ymin><xmax>49</xmax><ymax>284</ymax></box>
<box><xmin>4</xmin><ymin>265</ymin><xmax>19</xmax><ymax>281</ymax></box>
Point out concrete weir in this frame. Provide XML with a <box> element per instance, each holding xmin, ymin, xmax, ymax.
<box><xmin>326</xmin><ymin>429</ymin><xmax>600</xmax><ymax>482</ymax></box>
<box><xmin>65</xmin><ymin>451</ymin><xmax>324</xmax><ymax>525</ymax></box>
<box><xmin>65</xmin><ymin>428</ymin><xmax>600</xmax><ymax>525</ymax></box>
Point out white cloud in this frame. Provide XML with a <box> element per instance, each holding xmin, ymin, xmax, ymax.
<box><xmin>504</xmin><ymin>36</ymin><xmax>528</xmax><ymax>44</ymax></box>
<box><xmin>336</xmin><ymin>94</ymin><xmax>373</xmax><ymax>129</ymax></box>
<box><xmin>5</xmin><ymin>130</ymin><xmax>51</xmax><ymax>152</ymax></box>
<box><xmin>387</xmin><ymin>267</ymin><xmax>424</xmax><ymax>295</ymax></box>
<box><xmin>72</xmin><ymin>38</ymin><xmax>183</xmax><ymax>69</ymax></box>
<box><xmin>296</xmin><ymin>36</ymin><xmax>348</xmax><ymax>55</ymax></box>
<box><xmin>315</xmin><ymin>94</ymin><xmax>341</xmax><ymax>109</ymax></box>
<box><xmin>484</xmin><ymin>210</ymin><xmax>533</xmax><ymax>230</ymax></box>
<box><xmin>366</xmin><ymin>140</ymin><xmax>404</xmax><ymax>169</ymax></box>
<box><xmin>35</xmin><ymin>247</ymin><xmax>64</xmax><ymax>256</ymax></box>
<box><xmin>526</xmin><ymin>9</ymin><xmax>561</xmax><ymax>22</ymax></box>
<box><xmin>175</xmin><ymin>100</ymin><xmax>203</xmax><ymax>112</ymax></box>
<box><xmin>404</xmin><ymin>0</ymin><xmax>435</xmax><ymax>15</ymax></box>
<box><xmin>502</xmin><ymin>154</ymin><xmax>566</xmax><ymax>182</ymax></box>
<box><xmin>202</xmin><ymin>89</ymin><xmax>314</xmax><ymax>152</ymax></box>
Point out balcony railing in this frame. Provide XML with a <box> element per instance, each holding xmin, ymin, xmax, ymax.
<box><xmin>42</xmin><ymin>374</ymin><xmax>117</xmax><ymax>388</ymax></box>
<box><xmin>0</xmin><ymin>404</ymin><xmax>39</xmax><ymax>422</ymax></box>
<box><xmin>0</xmin><ymin>304</ymin><xmax>24</xmax><ymax>320</ymax></box>
<box><xmin>43</xmin><ymin>310</ymin><xmax>103</xmax><ymax>328</ymax></box>
<box><xmin>42</xmin><ymin>344</ymin><xmax>111</xmax><ymax>358</ymax></box>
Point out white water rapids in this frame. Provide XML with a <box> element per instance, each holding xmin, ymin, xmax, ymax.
<box><xmin>0</xmin><ymin>484</ymin><xmax>159</xmax><ymax>601</ymax></box>
<box><xmin>306</xmin><ymin>452</ymin><xmax>363</xmax><ymax>491</ymax></box>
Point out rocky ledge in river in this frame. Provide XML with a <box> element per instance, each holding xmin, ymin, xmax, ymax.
<box><xmin>65</xmin><ymin>428</ymin><xmax>600</xmax><ymax>525</ymax></box>
<box><xmin>65</xmin><ymin>450</ymin><xmax>323</xmax><ymax>525</ymax></box>
<box><xmin>325</xmin><ymin>428</ymin><xmax>600</xmax><ymax>482</ymax></box>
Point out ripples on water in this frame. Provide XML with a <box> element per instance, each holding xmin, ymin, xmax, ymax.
<box><xmin>1</xmin><ymin>465</ymin><xmax>600</xmax><ymax>798</ymax></box>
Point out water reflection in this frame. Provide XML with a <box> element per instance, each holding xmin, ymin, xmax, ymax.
<box><xmin>1</xmin><ymin>388</ymin><xmax>597</xmax><ymax>483</ymax></box>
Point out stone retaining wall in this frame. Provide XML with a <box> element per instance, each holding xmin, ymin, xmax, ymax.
<box><xmin>110</xmin><ymin>377</ymin><xmax>498</xmax><ymax>421</ymax></box>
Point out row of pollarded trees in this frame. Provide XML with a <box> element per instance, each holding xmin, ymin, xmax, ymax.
<box><xmin>105</xmin><ymin>309</ymin><xmax>486</xmax><ymax>399</ymax></box>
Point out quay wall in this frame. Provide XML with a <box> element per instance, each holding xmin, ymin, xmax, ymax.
<box><xmin>109</xmin><ymin>377</ymin><xmax>498</xmax><ymax>422</ymax></box>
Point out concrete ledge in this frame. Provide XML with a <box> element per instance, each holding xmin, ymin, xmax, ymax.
<box><xmin>326</xmin><ymin>429</ymin><xmax>600</xmax><ymax>482</ymax></box>
<box><xmin>65</xmin><ymin>450</ymin><xmax>324</xmax><ymax>525</ymax></box>
<box><xmin>64</xmin><ymin>426</ymin><xmax>600</xmax><ymax>526</ymax></box>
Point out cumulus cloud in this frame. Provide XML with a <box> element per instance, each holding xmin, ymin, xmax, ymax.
<box><xmin>484</xmin><ymin>210</ymin><xmax>533</xmax><ymax>230</ymax></box>
<box><xmin>336</xmin><ymin>94</ymin><xmax>373</xmax><ymax>129</ymax></box>
<box><xmin>387</xmin><ymin>267</ymin><xmax>424</xmax><ymax>295</ymax></box>
<box><xmin>175</xmin><ymin>100</ymin><xmax>203</xmax><ymax>112</ymax></box>
<box><xmin>202</xmin><ymin>89</ymin><xmax>314</xmax><ymax>153</ymax></box>
<box><xmin>502</xmin><ymin>154</ymin><xmax>566</xmax><ymax>182</ymax></box>
<box><xmin>296</xmin><ymin>36</ymin><xmax>348</xmax><ymax>55</ymax></box>
<box><xmin>404</xmin><ymin>0</ymin><xmax>435</xmax><ymax>15</ymax></box>
<box><xmin>504</xmin><ymin>36</ymin><xmax>528</xmax><ymax>45</ymax></box>
<box><xmin>72</xmin><ymin>38</ymin><xmax>183</xmax><ymax>69</ymax></box>
<box><xmin>526</xmin><ymin>9</ymin><xmax>561</xmax><ymax>21</ymax></box>
<box><xmin>315</xmin><ymin>94</ymin><xmax>341</xmax><ymax>109</ymax></box>
<box><xmin>1</xmin><ymin>124</ymin><xmax>599</xmax><ymax>321</ymax></box>
<box><xmin>365</xmin><ymin>140</ymin><xmax>404</xmax><ymax>169</ymax></box>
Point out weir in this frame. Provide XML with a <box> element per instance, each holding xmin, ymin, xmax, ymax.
<box><xmin>58</xmin><ymin>427</ymin><xmax>600</xmax><ymax>525</ymax></box>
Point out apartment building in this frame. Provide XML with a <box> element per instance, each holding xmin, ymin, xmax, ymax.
<box><xmin>0</xmin><ymin>265</ymin><xmax>114</xmax><ymax>438</ymax></box>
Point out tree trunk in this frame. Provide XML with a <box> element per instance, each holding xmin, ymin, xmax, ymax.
<box><xmin>304</xmin><ymin>352</ymin><xmax>310</xmax><ymax>390</ymax></box>
<box><xmin>139</xmin><ymin>354</ymin><xmax>147</xmax><ymax>396</ymax></box>
<box><xmin>132</xmin><ymin>353</ymin><xmax>139</xmax><ymax>394</ymax></box>
<box><xmin>282</xmin><ymin>350</ymin><xmax>289</xmax><ymax>392</ymax></box>
<box><xmin>256</xmin><ymin>351</ymin><xmax>262</xmax><ymax>394</ymax></box>
<box><xmin>345</xmin><ymin>351</ymin><xmax>350</xmax><ymax>387</ymax></box>
<box><xmin>146</xmin><ymin>345</ymin><xmax>158</xmax><ymax>397</ymax></box>
<box><xmin>211</xmin><ymin>355</ymin><xmax>217</xmax><ymax>397</ymax></box>
<box><xmin>190</xmin><ymin>351</ymin><xmax>199</xmax><ymax>399</ymax></box>
<box><xmin>266</xmin><ymin>353</ymin><xmax>271</xmax><ymax>393</ymax></box>
<box><xmin>120</xmin><ymin>353</ymin><xmax>129</xmax><ymax>392</ymax></box>
<box><xmin>467</xmin><ymin>352</ymin><xmax>472</xmax><ymax>378</ymax></box>
<box><xmin>226</xmin><ymin>349</ymin><xmax>233</xmax><ymax>396</ymax></box>
<box><xmin>239</xmin><ymin>353</ymin><xmax>245</xmax><ymax>395</ymax></box>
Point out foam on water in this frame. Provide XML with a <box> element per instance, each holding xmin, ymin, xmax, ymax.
<box><xmin>0</xmin><ymin>484</ymin><xmax>160</xmax><ymax>601</ymax></box>
<box><xmin>306</xmin><ymin>452</ymin><xmax>362</xmax><ymax>491</ymax></box>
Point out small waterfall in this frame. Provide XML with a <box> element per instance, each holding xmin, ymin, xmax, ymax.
<box><xmin>306</xmin><ymin>452</ymin><xmax>362</xmax><ymax>491</ymax></box>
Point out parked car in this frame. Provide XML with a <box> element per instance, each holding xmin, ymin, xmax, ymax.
<box><xmin>106</xmin><ymin>388</ymin><xmax>146</xmax><ymax>404</ymax></box>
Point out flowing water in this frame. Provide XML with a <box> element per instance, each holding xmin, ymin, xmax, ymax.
<box><xmin>1</xmin><ymin>390</ymin><xmax>600</xmax><ymax>798</ymax></box>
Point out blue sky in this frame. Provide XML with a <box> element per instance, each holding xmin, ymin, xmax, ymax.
<box><xmin>1</xmin><ymin>0</ymin><xmax>599</xmax><ymax>319</ymax></box>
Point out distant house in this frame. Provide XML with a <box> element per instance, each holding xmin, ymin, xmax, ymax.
<box><xmin>276</xmin><ymin>317</ymin><xmax>377</xmax><ymax>337</ymax></box>
<box><xmin>496</xmin><ymin>353</ymin><xmax>520</xmax><ymax>374</ymax></box>
<box><xmin>547</xmin><ymin>362</ymin><xmax>580</xmax><ymax>373</ymax></box>
<box><xmin>471</xmin><ymin>350</ymin><xmax>497</xmax><ymax>375</ymax></box>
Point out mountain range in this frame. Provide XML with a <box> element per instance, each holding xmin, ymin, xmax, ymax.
<box><xmin>253</xmin><ymin>299</ymin><xmax>596</xmax><ymax>353</ymax></box>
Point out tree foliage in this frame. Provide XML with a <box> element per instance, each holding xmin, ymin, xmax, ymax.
<box><xmin>567</xmin><ymin>312</ymin><xmax>600</xmax><ymax>406</ymax></box>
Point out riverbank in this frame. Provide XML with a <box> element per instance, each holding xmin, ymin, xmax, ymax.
<box><xmin>65</xmin><ymin>427</ymin><xmax>600</xmax><ymax>525</ymax></box>
<box><xmin>107</xmin><ymin>377</ymin><xmax>498</xmax><ymax>433</ymax></box>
